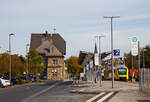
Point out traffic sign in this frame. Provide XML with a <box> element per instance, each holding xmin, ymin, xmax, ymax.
<box><xmin>131</xmin><ymin>37</ymin><xmax>138</xmax><ymax>56</ymax></box>
<box><xmin>114</xmin><ymin>49</ymin><xmax>120</xmax><ymax>56</ymax></box>
<box><xmin>94</xmin><ymin>53</ymin><xmax>99</xmax><ymax>66</ymax></box>
<box><xmin>89</xmin><ymin>60</ymin><xmax>93</xmax><ymax>69</ymax></box>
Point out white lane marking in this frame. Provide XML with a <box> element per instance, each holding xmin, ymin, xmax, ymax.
<box><xmin>97</xmin><ymin>92</ymin><xmax>114</xmax><ymax>102</ymax></box>
<box><xmin>21</xmin><ymin>82</ymin><xmax>60</xmax><ymax>102</ymax></box>
<box><xmin>86</xmin><ymin>92</ymin><xmax>105</xmax><ymax>102</ymax></box>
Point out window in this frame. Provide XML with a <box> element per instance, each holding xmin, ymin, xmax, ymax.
<box><xmin>52</xmin><ymin>59</ymin><xmax>58</xmax><ymax>64</ymax></box>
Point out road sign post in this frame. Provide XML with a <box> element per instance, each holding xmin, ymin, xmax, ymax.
<box><xmin>131</xmin><ymin>37</ymin><xmax>138</xmax><ymax>81</ymax></box>
<box><xmin>131</xmin><ymin>37</ymin><xmax>138</xmax><ymax>56</ymax></box>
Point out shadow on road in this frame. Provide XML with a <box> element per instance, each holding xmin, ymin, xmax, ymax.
<box><xmin>137</xmin><ymin>100</ymin><xmax>150</xmax><ymax>102</ymax></box>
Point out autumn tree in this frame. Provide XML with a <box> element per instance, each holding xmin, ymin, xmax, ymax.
<box><xmin>65</xmin><ymin>56</ymin><xmax>83</xmax><ymax>77</ymax></box>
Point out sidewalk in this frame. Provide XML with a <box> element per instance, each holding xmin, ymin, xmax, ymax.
<box><xmin>71</xmin><ymin>81</ymin><xmax>150</xmax><ymax>102</ymax></box>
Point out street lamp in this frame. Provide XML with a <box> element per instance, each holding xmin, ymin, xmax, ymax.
<box><xmin>9</xmin><ymin>33</ymin><xmax>15</xmax><ymax>82</ymax></box>
<box><xmin>104</xmin><ymin>16</ymin><xmax>120</xmax><ymax>88</ymax></box>
<box><xmin>95</xmin><ymin>35</ymin><xmax>104</xmax><ymax>86</ymax></box>
<box><xmin>26</xmin><ymin>44</ymin><xmax>29</xmax><ymax>80</ymax></box>
<box><xmin>0</xmin><ymin>46</ymin><xmax>1</xmax><ymax>54</ymax></box>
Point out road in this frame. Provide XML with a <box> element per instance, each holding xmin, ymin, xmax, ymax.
<box><xmin>0</xmin><ymin>80</ymin><xmax>95</xmax><ymax>102</ymax></box>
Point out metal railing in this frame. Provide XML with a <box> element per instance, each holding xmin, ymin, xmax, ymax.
<box><xmin>139</xmin><ymin>68</ymin><xmax>150</xmax><ymax>92</ymax></box>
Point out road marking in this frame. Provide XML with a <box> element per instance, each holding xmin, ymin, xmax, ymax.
<box><xmin>97</xmin><ymin>92</ymin><xmax>114</xmax><ymax>102</ymax></box>
<box><xmin>86</xmin><ymin>92</ymin><xmax>105</xmax><ymax>102</ymax></box>
<box><xmin>21</xmin><ymin>82</ymin><xmax>61</xmax><ymax>102</ymax></box>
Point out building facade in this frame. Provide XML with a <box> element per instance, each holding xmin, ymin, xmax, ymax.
<box><xmin>30</xmin><ymin>31</ymin><xmax>66</xmax><ymax>80</ymax></box>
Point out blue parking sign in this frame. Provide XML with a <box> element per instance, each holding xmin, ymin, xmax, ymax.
<box><xmin>114</xmin><ymin>49</ymin><xmax>120</xmax><ymax>56</ymax></box>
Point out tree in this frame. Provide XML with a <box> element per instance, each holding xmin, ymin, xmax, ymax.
<box><xmin>124</xmin><ymin>45</ymin><xmax>150</xmax><ymax>69</ymax></box>
<box><xmin>144</xmin><ymin>45</ymin><xmax>150</xmax><ymax>68</ymax></box>
<box><xmin>28</xmin><ymin>49</ymin><xmax>44</xmax><ymax>77</ymax></box>
<box><xmin>65</xmin><ymin>56</ymin><xmax>83</xmax><ymax>77</ymax></box>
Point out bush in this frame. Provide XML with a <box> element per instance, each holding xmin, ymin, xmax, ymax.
<box><xmin>18</xmin><ymin>79</ymin><xmax>26</xmax><ymax>84</ymax></box>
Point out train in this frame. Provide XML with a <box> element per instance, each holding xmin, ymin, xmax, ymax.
<box><xmin>114</xmin><ymin>65</ymin><xmax>129</xmax><ymax>81</ymax></box>
<box><xmin>103</xmin><ymin>65</ymin><xmax>129</xmax><ymax>81</ymax></box>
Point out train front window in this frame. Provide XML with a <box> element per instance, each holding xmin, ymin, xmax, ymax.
<box><xmin>118</xmin><ymin>68</ymin><xmax>126</xmax><ymax>75</ymax></box>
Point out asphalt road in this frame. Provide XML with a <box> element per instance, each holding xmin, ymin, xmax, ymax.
<box><xmin>0</xmin><ymin>80</ymin><xmax>95</xmax><ymax>102</ymax></box>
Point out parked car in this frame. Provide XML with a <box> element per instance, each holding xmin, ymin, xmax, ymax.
<box><xmin>0</xmin><ymin>78</ymin><xmax>11</xmax><ymax>88</ymax></box>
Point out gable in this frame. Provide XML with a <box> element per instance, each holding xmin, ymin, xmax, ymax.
<box><xmin>36</xmin><ymin>39</ymin><xmax>63</xmax><ymax>56</ymax></box>
<box><xmin>30</xmin><ymin>32</ymin><xmax>66</xmax><ymax>55</ymax></box>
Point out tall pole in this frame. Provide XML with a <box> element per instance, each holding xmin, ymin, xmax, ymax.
<box><xmin>0</xmin><ymin>46</ymin><xmax>1</xmax><ymax>54</ymax></box>
<box><xmin>104</xmin><ymin>16</ymin><xmax>120</xmax><ymax>88</ymax></box>
<box><xmin>143</xmin><ymin>48</ymin><xmax>145</xmax><ymax>68</ymax></box>
<box><xmin>132</xmin><ymin>55</ymin><xmax>134</xmax><ymax>80</ymax></box>
<box><xmin>9</xmin><ymin>33</ymin><xmax>14</xmax><ymax>82</ymax></box>
<box><xmin>138</xmin><ymin>41</ymin><xmax>141</xmax><ymax>90</ymax></box>
<box><xmin>95</xmin><ymin>35</ymin><xmax>104</xmax><ymax>86</ymax></box>
<box><xmin>26</xmin><ymin>44</ymin><xmax>29</xmax><ymax>80</ymax></box>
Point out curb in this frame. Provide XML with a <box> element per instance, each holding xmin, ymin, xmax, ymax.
<box><xmin>70</xmin><ymin>89</ymin><xmax>99</xmax><ymax>94</ymax></box>
<box><xmin>71</xmin><ymin>85</ymin><xmax>91</xmax><ymax>87</ymax></box>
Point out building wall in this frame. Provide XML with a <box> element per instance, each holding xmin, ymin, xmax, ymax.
<box><xmin>48</xmin><ymin>57</ymin><xmax>64</xmax><ymax>67</ymax></box>
<box><xmin>47</xmin><ymin>57</ymin><xmax>64</xmax><ymax>80</ymax></box>
<box><xmin>47</xmin><ymin>68</ymin><xmax>63</xmax><ymax>80</ymax></box>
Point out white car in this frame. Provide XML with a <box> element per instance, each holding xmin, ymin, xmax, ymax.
<box><xmin>0</xmin><ymin>78</ymin><xmax>11</xmax><ymax>88</ymax></box>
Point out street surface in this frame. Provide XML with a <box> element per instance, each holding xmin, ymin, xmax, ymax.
<box><xmin>0</xmin><ymin>81</ymin><xmax>95</xmax><ymax>102</ymax></box>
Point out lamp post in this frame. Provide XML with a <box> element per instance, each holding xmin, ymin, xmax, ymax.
<box><xmin>26</xmin><ymin>44</ymin><xmax>29</xmax><ymax>80</ymax></box>
<box><xmin>0</xmin><ymin>46</ymin><xmax>1</xmax><ymax>54</ymax></box>
<box><xmin>95</xmin><ymin>35</ymin><xmax>104</xmax><ymax>86</ymax></box>
<box><xmin>104</xmin><ymin>16</ymin><xmax>120</xmax><ymax>88</ymax></box>
<box><xmin>9</xmin><ymin>33</ymin><xmax>15</xmax><ymax>82</ymax></box>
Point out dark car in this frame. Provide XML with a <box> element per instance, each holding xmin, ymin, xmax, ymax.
<box><xmin>11</xmin><ymin>77</ymin><xmax>19</xmax><ymax>85</ymax></box>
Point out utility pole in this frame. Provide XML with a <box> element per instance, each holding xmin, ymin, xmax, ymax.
<box><xmin>95</xmin><ymin>35</ymin><xmax>104</xmax><ymax>86</ymax></box>
<box><xmin>53</xmin><ymin>25</ymin><xmax>56</xmax><ymax>34</ymax></box>
<box><xmin>104</xmin><ymin>16</ymin><xmax>120</xmax><ymax>88</ymax></box>
<box><xmin>9</xmin><ymin>33</ymin><xmax>15</xmax><ymax>82</ymax></box>
<box><xmin>138</xmin><ymin>41</ymin><xmax>141</xmax><ymax>90</ymax></box>
<box><xmin>26</xmin><ymin>44</ymin><xmax>29</xmax><ymax>80</ymax></box>
<box><xmin>143</xmin><ymin>49</ymin><xmax>147</xmax><ymax>68</ymax></box>
<box><xmin>0</xmin><ymin>46</ymin><xmax>1</xmax><ymax>54</ymax></box>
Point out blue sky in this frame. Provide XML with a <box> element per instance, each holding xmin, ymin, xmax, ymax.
<box><xmin>0</xmin><ymin>0</ymin><xmax>150</xmax><ymax>58</ymax></box>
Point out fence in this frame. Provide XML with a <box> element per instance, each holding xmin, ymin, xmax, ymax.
<box><xmin>139</xmin><ymin>68</ymin><xmax>150</xmax><ymax>92</ymax></box>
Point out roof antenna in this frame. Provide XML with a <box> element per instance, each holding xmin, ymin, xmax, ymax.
<box><xmin>53</xmin><ymin>25</ymin><xmax>56</xmax><ymax>34</ymax></box>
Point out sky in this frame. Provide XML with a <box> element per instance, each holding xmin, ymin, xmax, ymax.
<box><xmin>0</xmin><ymin>0</ymin><xmax>150</xmax><ymax>59</ymax></box>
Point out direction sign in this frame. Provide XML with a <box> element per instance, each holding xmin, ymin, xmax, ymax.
<box><xmin>114</xmin><ymin>49</ymin><xmax>120</xmax><ymax>56</ymax></box>
<box><xmin>89</xmin><ymin>60</ymin><xmax>93</xmax><ymax>69</ymax></box>
<box><xmin>94</xmin><ymin>53</ymin><xmax>99</xmax><ymax>66</ymax></box>
<box><xmin>131</xmin><ymin>37</ymin><xmax>138</xmax><ymax>56</ymax></box>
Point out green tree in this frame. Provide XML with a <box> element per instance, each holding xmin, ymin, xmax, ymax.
<box><xmin>65</xmin><ymin>56</ymin><xmax>83</xmax><ymax>77</ymax></box>
<box><xmin>143</xmin><ymin>45</ymin><xmax>150</xmax><ymax>68</ymax></box>
<box><xmin>124</xmin><ymin>45</ymin><xmax>150</xmax><ymax>69</ymax></box>
<box><xmin>28</xmin><ymin>49</ymin><xmax>44</xmax><ymax>77</ymax></box>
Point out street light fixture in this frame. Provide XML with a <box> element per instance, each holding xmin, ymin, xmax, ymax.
<box><xmin>104</xmin><ymin>16</ymin><xmax>120</xmax><ymax>88</ymax></box>
<box><xmin>9</xmin><ymin>33</ymin><xmax>15</xmax><ymax>82</ymax></box>
<box><xmin>26</xmin><ymin>44</ymin><xmax>30</xmax><ymax>80</ymax></box>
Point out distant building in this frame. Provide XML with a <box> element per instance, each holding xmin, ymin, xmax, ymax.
<box><xmin>30</xmin><ymin>31</ymin><xmax>66</xmax><ymax>80</ymax></box>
